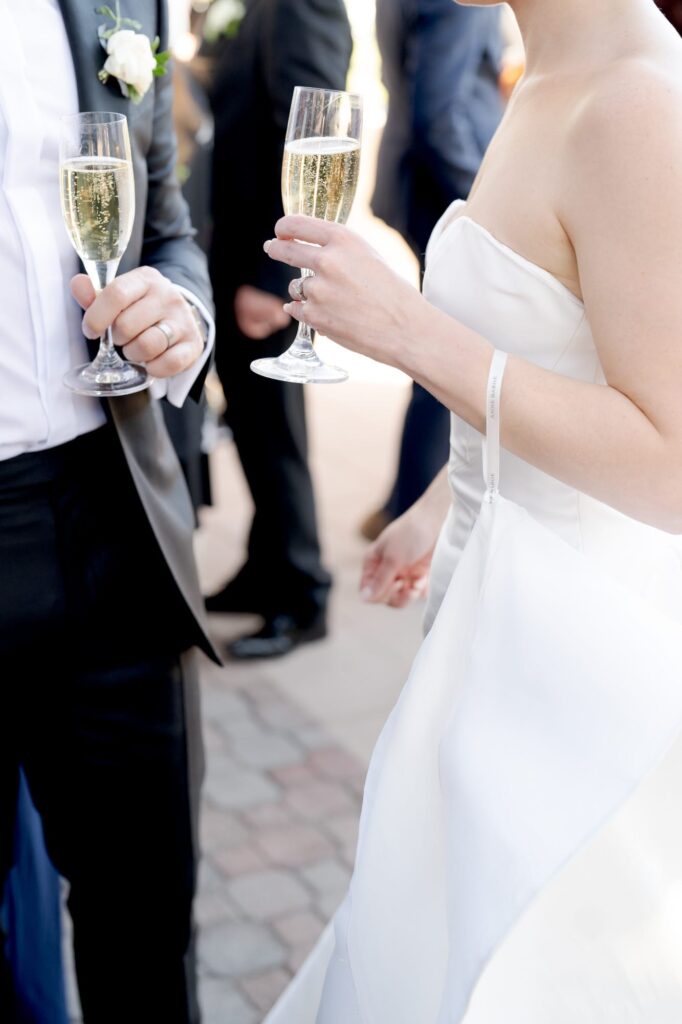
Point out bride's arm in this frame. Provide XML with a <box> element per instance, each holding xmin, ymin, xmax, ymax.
<box><xmin>265</xmin><ymin>74</ymin><xmax>682</xmax><ymax>532</ymax></box>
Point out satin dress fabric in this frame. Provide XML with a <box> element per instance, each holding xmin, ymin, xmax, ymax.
<box><xmin>265</xmin><ymin>199</ymin><xmax>682</xmax><ymax>1022</ymax></box>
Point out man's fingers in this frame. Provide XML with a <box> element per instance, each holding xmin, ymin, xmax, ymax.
<box><xmin>70</xmin><ymin>274</ymin><xmax>97</xmax><ymax>311</ymax></box>
<box><xmin>81</xmin><ymin>270</ymin><xmax>153</xmax><ymax>340</ymax></box>
<box><xmin>145</xmin><ymin>337</ymin><xmax>204</xmax><ymax>379</ymax></box>
<box><xmin>122</xmin><ymin>322</ymin><xmax>173</xmax><ymax>364</ymax></box>
<box><xmin>112</xmin><ymin>294</ymin><xmax>165</xmax><ymax>347</ymax></box>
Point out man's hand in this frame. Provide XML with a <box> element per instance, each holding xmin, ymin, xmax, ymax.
<box><xmin>71</xmin><ymin>267</ymin><xmax>205</xmax><ymax>379</ymax></box>
<box><xmin>235</xmin><ymin>284</ymin><xmax>291</xmax><ymax>340</ymax></box>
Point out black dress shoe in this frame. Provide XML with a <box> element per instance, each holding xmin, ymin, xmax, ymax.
<box><xmin>227</xmin><ymin>614</ymin><xmax>327</xmax><ymax>660</ymax></box>
<box><xmin>205</xmin><ymin>574</ymin><xmax>262</xmax><ymax>614</ymax></box>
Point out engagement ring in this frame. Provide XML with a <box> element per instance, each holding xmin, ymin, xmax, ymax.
<box><xmin>292</xmin><ymin>278</ymin><xmax>308</xmax><ymax>302</ymax></box>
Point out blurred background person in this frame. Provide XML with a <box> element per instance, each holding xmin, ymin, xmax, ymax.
<box><xmin>659</xmin><ymin>0</ymin><xmax>682</xmax><ymax>32</ymax></box>
<box><xmin>362</xmin><ymin>0</ymin><xmax>503</xmax><ymax>540</ymax></box>
<box><xmin>1</xmin><ymin>777</ymin><xmax>68</xmax><ymax>1024</ymax></box>
<box><xmin>163</xmin><ymin>59</ymin><xmax>216</xmax><ymax>515</ymax></box>
<box><xmin>204</xmin><ymin>0</ymin><xmax>352</xmax><ymax>660</ymax></box>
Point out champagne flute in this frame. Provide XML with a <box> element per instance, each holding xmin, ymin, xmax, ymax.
<box><xmin>251</xmin><ymin>87</ymin><xmax>363</xmax><ymax>384</ymax></box>
<box><xmin>60</xmin><ymin>112</ymin><xmax>151</xmax><ymax>396</ymax></box>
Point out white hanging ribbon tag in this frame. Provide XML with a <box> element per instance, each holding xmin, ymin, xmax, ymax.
<box><xmin>483</xmin><ymin>349</ymin><xmax>509</xmax><ymax>501</ymax></box>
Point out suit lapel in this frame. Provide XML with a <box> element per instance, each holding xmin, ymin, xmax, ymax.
<box><xmin>56</xmin><ymin>0</ymin><xmax>149</xmax><ymax>113</ymax></box>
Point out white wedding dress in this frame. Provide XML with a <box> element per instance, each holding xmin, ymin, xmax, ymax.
<box><xmin>265</xmin><ymin>199</ymin><xmax>682</xmax><ymax>1023</ymax></box>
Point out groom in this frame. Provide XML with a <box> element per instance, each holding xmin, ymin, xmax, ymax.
<box><xmin>0</xmin><ymin>1</ymin><xmax>219</xmax><ymax>1020</ymax></box>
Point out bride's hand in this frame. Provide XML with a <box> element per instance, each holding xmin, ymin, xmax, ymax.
<box><xmin>360</xmin><ymin>467</ymin><xmax>451</xmax><ymax>609</ymax></box>
<box><xmin>360</xmin><ymin>506</ymin><xmax>438</xmax><ymax>610</ymax></box>
<box><xmin>264</xmin><ymin>215</ymin><xmax>427</xmax><ymax>367</ymax></box>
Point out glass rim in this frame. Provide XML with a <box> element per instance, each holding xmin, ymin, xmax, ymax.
<box><xmin>60</xmin><ymin>111</ymin><xmax>128</xmax><ymax>125</ymax></box>
<box><xmin>292</xmin><ymin>86</ymin><xmax>362</xmax><ymax>105</ymax></box>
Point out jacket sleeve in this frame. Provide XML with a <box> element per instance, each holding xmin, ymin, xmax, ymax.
<box><xmin>252</xmin><ymin>0</ymin><xmax>354</xmax><ymax>296</ymax></box>
<box><xmin>412</xmin><ymin>0</ymin><xmax>501</xmax><ymax>201</ymax></box>
<box><xmin>140</xmin><ymin>1</ymin><xmax>214</xmax><ymax>399</ymax></box>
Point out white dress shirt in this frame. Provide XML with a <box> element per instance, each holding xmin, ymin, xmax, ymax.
<box><xmin>0</xmin><ymin>0</ymin><xmax>214</xmax><ymax>462</ymax></box>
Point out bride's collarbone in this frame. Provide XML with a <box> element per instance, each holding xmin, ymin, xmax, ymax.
<box><xmin>461</xmin><ymin>96</ymin><xmax>582</xmax><ymax>301</ymax></box>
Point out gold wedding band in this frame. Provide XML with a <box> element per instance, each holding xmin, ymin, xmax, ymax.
<box><xmin>155</xmin><ymin>321</ymin><xmax>174</xmax><ymax>349</ymax></box>
<box><xmin>292</xmin><ymin>278</ymin><xmax>308</xmax><ymax>302</ymax></box>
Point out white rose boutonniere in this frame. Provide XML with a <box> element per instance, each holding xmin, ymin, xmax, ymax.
<box><xmin>96</xmin><ymin>3</ymin><xmax>170</xmax><ymax>104</ymax></box>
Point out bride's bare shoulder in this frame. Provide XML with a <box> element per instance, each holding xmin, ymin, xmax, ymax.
<box><xmin>568</xmin><ymin>38</ymin><xmax>682</xmax><ymax>153</ymax></box>
<box><xmin>557</xmin><ymin>32</ymin><xmax>682</xmax><ymax>274</ymax></box>
<box><xmin>563</xmin><ymin>38</ymin><xmax>682</xmax><ymax>203</ymax></box>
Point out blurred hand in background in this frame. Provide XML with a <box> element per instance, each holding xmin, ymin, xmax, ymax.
<box><xmin>234</xmin><ymin>285</ymin><xmax>290</xmax><ymax>340</ymax></box>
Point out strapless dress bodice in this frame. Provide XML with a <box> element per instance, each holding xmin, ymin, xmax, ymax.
<box><xmin>424</xmin><ymin>199</ymin><xmax>682</xmax><ymax>629</ymax></box>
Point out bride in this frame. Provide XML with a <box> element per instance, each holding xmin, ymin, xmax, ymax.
<box><xmin>262</xmin><ymin>0</ymin><xmax>682</xmax><ymax>1019</ymax></box>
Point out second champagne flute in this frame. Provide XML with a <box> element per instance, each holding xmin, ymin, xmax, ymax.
<box><xmin>251</xmin><ymin>86</ymin><xmax>363</xmax><ymax>384</ymax></box>
<box><xmin>60</xmin><ymin>111</ymin><xmax>151</xmax><ymax>397</ymax></box>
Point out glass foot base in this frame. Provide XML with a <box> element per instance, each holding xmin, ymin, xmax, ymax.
<box><xmin>63</xmin><ymin>361</ymin><xmax>152</xmax><ymax>398</ymax></box>
<box><xmin>250</xmin><ymin>355</ymin><xmax>348</xmax><ymax>385</ymax></box>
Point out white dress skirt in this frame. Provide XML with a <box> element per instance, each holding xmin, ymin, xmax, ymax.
<box><xmin>264</xmin><ymin>200</ymin><xmax>682</xmax><ymax>1023</ymax></box>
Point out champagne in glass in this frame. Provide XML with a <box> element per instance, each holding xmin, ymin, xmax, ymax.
<box><xmin>61</xmin><ymin>157</ymin><xmax>134</xmax><ymax>266</ymax></box>
<box><xmin>282</xmin><ymin>136</ymin><xmax>360</xmax><ymax>223</ymax></box>
<box><xmin>251</xmin><ymin>87</ymin><xmax>363</xmax><ymax>385</ymax></box>
<box><xmin>59</xmin><ymin>112</ymin><xmax>150</xmax><ymax>397</ymax></box>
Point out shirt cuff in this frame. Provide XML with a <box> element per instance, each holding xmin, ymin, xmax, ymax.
<box><xmin>149</xmin><ymin>284</ymin><xmax>215</xmax><ymax>408</ymax></box>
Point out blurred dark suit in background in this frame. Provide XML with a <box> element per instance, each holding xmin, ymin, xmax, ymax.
<box><xmin>205</xmin><ymin>0</ymin><xmax>352</xmax><ymax>659</ymax></box>
<box><xmin>163</xmin><ymin>63</ymin><xmax>216</xmax><ymax>515</ymax></box>
<box><xmin>364</xmin><ymin>0</ymin><xmax>502</xmax><ymax>538</ymax></box>
<box><xmin>659</xmin><ymin>0</ymin><xmax>682</xmax><ymax>33</ymax></box>
<box><xmin>1</xmin><ymin>777</ymin><xmax>68</xmax><ymax>1024</ymax></box>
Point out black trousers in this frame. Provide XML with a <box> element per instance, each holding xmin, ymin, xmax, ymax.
<box><xmin>215</xmin><ymin>307</ymin><xmax>332</xmax><ymax>621</ymax></box>
<box><xmin>0</xmin><ymin>425</ymin><xmax>203</xmax><ymax>1024</ymax></box>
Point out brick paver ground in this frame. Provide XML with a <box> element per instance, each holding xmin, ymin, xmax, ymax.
<box><xmin>196</xmin><ymin>671</ymin><xmax>365</xmax><ymax>1023</ymax></box>
<box><xmin>63</xmin><ymin>668</ymin><xmax>367</xmax><ymax>1024</ymax></box>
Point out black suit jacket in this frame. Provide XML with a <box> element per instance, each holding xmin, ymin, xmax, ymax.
<box><xmin>372</xmin><ymin>0</ymin><xmax>503</xmax><ymax>258</ymax></box>
<box><xmin>57</xmin><ymin>0</ymin><xmax>219</xmax><ymax>664</ymax></box>
<box><xmin>207</xmin><ymin>0</ymin><xmax>353</xmax><ymax>300</ymax></box>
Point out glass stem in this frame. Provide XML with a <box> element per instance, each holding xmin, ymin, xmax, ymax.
<box><xmin>287</xmin><ymin>268</ymin><xmax>318</xmax><ymax>360</ymax></box>
<box><xmin>94</xmin><ymin>326</ymin><xmax>121</xmax><ymax>368</ymax></box>
<box><xmin>84</xmin><ymin>258</ymin><xmax>125</xmax><ymax>369</ymax></box>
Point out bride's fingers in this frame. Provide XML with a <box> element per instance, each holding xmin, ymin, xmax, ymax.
<box><xmin>360</xmin><ymin>554</ymin><xmax>399</xmax><ymax>604</ymax></box>
<box><xmin>388</xmin><ymin>576</ymin><xmax>428</xmax><ymax>609</ymax></box>
<box><xmin>275</xmin><ymin>214</ymin><xmax>336</xmax><ymax>246</ymax></box>
<box><xmin>388</xmin><ymin>579</ymin><xmax>418</xmax><ymax>609</ymax></box>
<box><xmin>264</xmin><ymin>237</ymin><xmax>321</xmax><ymax>272</ymax></box>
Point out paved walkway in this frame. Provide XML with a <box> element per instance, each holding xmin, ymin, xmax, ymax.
<box><xmin>194</xmin><ymin>371</ymin><xmax>425</xmax><ymax>1021</ymax></box>
<box><xmin>190</xmin><ymin>48</ymin><xmax>426</xmax><ymax>1008</ymax></box>
<box><xmin>63</xmin><ymin>373</ymin><xmax>425</xmax><ymax>1024</ymax></box>
<box><xmin>65</xmin><ymin>11</ymin><xmax>428</xmax><ymax>1011</ymax></box>
<box><xmin>196</xmin><ymin>667</ymin><xmax>364</xmax><ymax>1023</ymax></box>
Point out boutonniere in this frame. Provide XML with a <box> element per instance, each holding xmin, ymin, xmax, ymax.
<box><xmin>96</xmin><ymin>3</ymin><xmax>170</xmax><ymax>104</ymax></box>
<box><xmin>203</xmin><ymin>0</ymin><xmax>246</xmax><ymax>42</ymax></box>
